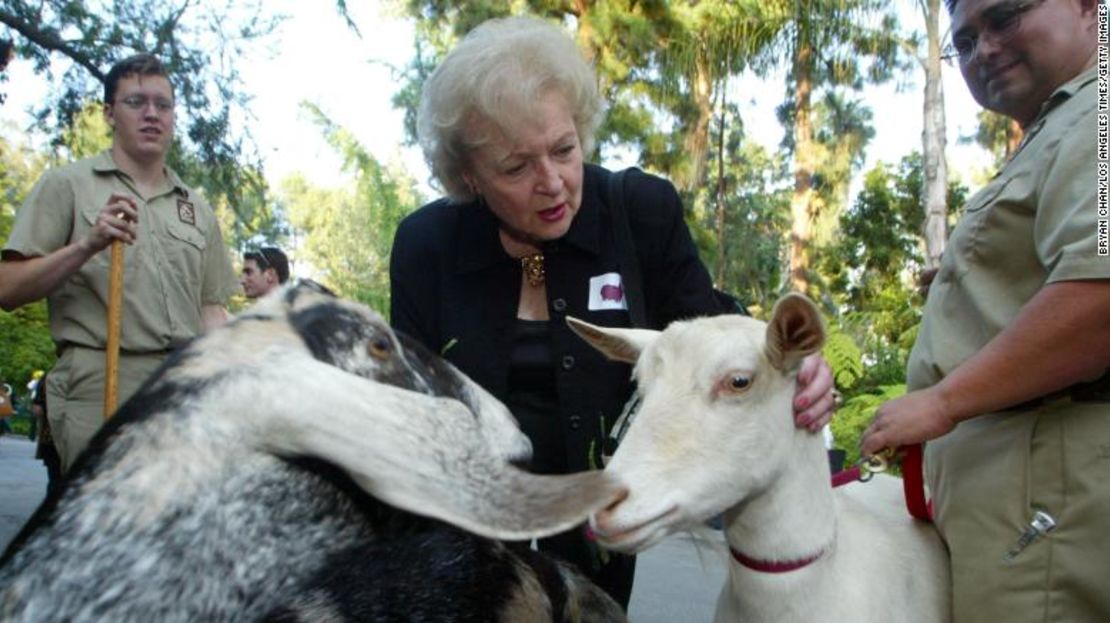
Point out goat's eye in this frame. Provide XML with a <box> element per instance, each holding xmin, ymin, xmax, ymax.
<box><xmin>718</xmin><ymin>373</ymin><xmax>753</xmax><ymax>395</ymax></box>
<box><xmin>368</xmin><ymin>337</ymin><xmax>392</xmax><ymax>360</ymax></box>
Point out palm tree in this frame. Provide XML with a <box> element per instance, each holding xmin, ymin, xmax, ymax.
<box><xmin>746</xmin><ymin>0</ymin><xmax>900</xmax><ymax>294</ymax></box>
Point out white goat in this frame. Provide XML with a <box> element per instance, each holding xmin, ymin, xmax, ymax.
<box><xmin>569</xmin><ymin>294</ymin><xmax>950</xmax><ymax>622</ymax></box>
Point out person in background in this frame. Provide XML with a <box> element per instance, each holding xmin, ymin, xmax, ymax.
<box><xmin>390</xmin><ymin>15</ymin><xmax>837</xmax><ymax>609</ymax></box>
<box><xmin>0</xmin><ymin>53</ymin><xmax>238</xmax><ymax>472</ymax></box>
<box><xmin>862</xmin><ymin>1</ymin><xmax>1108</xmax><ymax>620</ymax></box>
<box><xmin>30</xmin><ymin>371</ymin><xmax>62</xmax><ymax>497</ymax></box>
<box><xmin>241</xmin><ymin>246</ymin><xmax>290</xmax><ymax>299</ymax></box>
<box><xmin>0</xmin><ymin>381</ymin><xmax>13</xmax><ymax>436</ymax></box>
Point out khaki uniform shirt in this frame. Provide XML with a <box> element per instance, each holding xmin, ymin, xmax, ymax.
<box><xmin>907</xmin><ymin>66</ymin><xmax>1107</xmax><ymax>390</ymax></box>
<box><xmin>4</xmin><ymin>150</ymin><xmax>238</xmax><ymax>353</ymax></box>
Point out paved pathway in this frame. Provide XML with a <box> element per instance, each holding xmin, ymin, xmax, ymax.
<box><xmin>0</xmin><ymin>434</ymin><xmax>726</xmax><ymax>621</ymax></box>
<box><xmin>0</xmin><ymin>435</ymin><xmax>47</xmax><ymax>550</ymax></box>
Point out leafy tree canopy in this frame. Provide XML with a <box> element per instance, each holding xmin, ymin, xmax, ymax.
<box><xmin>0</xmin><ymin>133</ymin><xmax>55</xmax><ymax>388</ymax></box>
<box><xmin>0</xmin><ymin>0</ymin><xmax>283</xmax><ymax>226</ymax></box>
<box><xmin>280</xmin><ymin>104</ymin><xmax>423</xmax><ymax>313</ymax></box>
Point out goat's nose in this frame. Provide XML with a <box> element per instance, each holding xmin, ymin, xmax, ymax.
<box><xmin>591</xmin><ymin>487</ymin><xmax>629</xmax><ymax>533</ymax></box>
<box><xmin>604</xmin><ymin>486</ymin><xmax>629</xmax><ymax>511</ymax></box>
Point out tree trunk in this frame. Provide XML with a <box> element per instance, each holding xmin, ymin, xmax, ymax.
<box><xmin>715</xmin><ymin>73</ymin><xmax>729</xmax><ymax>287</ymax></box>
<box><xmin>789</xmin><ymin>34</ymin><xmax>816</xmax><ymax>294</ymax></box>
<box><xmin>678</xmin><ymin>46</ymin><xmax>715</xmax><ymax>192</ymax></box>
<box><xmin>921</xmin><ymin>0</ymin><xmax>948</xmax><ymax>269</ymax></box>
<box><xmin>572</xmin><ymin>0</ymin><xmax>597</xmax><ymax>62</ymax></box>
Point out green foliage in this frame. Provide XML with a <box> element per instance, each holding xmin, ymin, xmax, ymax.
<box><xmin>971</xmin><ymin>109</ymin><xmax>1021</xmax><ymax>172</ymax></box>
<box><xmin>281</xmin><ymin>104</ymin><xmax>423</xmax><ymax>313</ymax></box>
<box><xmin>60</xmin><ymin>102</ymin><xmax>111</xmax><ymax>159</ymax></box>
<box><xmin>6</xmin><ymin>414</ymin><xmax>34</xmax><ymax>436</ymax></box>
<box><xmin>0</xmin><ymin>134</ymin><xmax>57</xmax><ymax>390</ymax></box>
<box><xmin>820</xmin><ymin>153</ymin><xmax>967</xmax><ymax>318</ymax></box>
<box><xmin>0</xmin><ymin>301</ymin><xmax>56</xmax><ymax>393</ymax></box>
<box><xmin>822</xmin><ymin>325</ymin><xmax>864</xmax><ymax>390</ymax></box>
<box><xmin>1</xmin><ymin>132</ymin><xmax>49</xmax><ymax>242</ymax></box>
<box><xmin>815</xmin><ymin>153</ymin><xmax>968</xmax><ymax>457</ymax></box>
<box><xmin>688</xmin><ymin>106</ymin><xmax>790</xmax><ymax>312</ymax></box>
<box><xmin>831</xmin><ymin>383</ymin><xmax>905</xmax><ymax>467</ymax></box>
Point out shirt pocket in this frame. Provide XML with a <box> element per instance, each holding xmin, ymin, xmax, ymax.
<box><xmin>162</xmin><ymin>219</ymin><xmax>208</xmax><ymax>290</ymax></box>
<box><xmin>962</xmin><ymin>174</ymin><xmax>1013</xmax><ymax>214</ymax></box>
<box><xmin>78</xmin><ymin>202</ymin><xmax>144</xmax><ymax>270</ymax></box>
<box><xmin>165</xmin><ymin>219</ymin><xmax>207</xmax><ymax>252</ymax></box>
<box><xmin>954</xmin><ymin>172</ymin><xmax>1034</xmax><ymax>270</ymax></box>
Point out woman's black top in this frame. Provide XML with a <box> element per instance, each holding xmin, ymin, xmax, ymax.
<box><xmin>505</xmin><ymin>319</ymin><xmax>565</xmax><ymax>474</ymax></box>
<box><xmin>389</xmin><ymin>164</ymin><xmax>724</xmax><ymax>473</ymax></box>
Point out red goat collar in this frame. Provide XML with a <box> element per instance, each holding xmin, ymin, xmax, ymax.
<box><xmin>730</xmin><ymin>546</ymin><xmax>824</xmax><ymax>573</ymax></box>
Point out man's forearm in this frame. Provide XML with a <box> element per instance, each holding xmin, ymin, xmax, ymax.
<box><xmin>0</xmin><ymin>243</ymin><xmax>98</xmax><ymax>311</ymax></box>
<box><xmin>936</xmin><ymin>280</ymin><xmax>1110</xmax><ymax>422</ymax></box>
<box><xmin>201</xmin><ymin>305</ymin><xmax>228</xmax><ymax>330</ymax></box>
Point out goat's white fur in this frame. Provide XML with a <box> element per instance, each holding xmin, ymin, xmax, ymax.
<box><xmin>569</xmin><ymin>294</ymin><xmax>950</xmax><ymax>622</ymax></box>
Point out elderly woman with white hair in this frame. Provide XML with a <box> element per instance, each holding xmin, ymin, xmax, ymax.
<box><xmin>389</xmin><ymin>15</ymin><xmax>836</xmax><ymax>608</ymax></box>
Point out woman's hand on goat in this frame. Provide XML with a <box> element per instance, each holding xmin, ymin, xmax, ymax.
<box><xmin>859</xmin><ymin>388</ymin><xmax>958</xmax><ymax>457</ymax></box>
<box><xmin>793</xmin><ymin>354</ymin><xmax>836</xmax><ymax>432</ymax></box>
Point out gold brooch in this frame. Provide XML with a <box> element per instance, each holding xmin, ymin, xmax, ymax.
<box><xmin>519</xmin><ymin>252</ymin><xmax>545</xmax><ymax>287</ymax></box>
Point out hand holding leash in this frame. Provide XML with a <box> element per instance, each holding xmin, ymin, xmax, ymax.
<box><xmin>859</xmin><ymin>386</ymin><xmax>957</xmax><ymax>457</ymax></box>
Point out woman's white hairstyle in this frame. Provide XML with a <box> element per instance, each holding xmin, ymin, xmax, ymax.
<box><xmin>417</xmin><ymin>15</ymin><xmax>603</xmax><ymax>202</ymax></box>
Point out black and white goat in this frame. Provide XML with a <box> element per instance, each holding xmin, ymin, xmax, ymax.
<box><xmin>0</xmin><ymin>283</ymin><xmax>626</xmax><ymax>622</ymax></box>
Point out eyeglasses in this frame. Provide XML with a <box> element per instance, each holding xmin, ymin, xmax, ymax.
<box><xmin>941</xmin><ymin>0</ymin><xmax>1046</xmax><ymax>64</ymax></box>
<box><xmin>116</xmin><ymin>95</ymin><xmax>174</xmax><ymax>113</ymax></box>
<box><xmin>249</xmin><ymin>249</ymin><xmax>272</xmax><ymax>271</ymax></box>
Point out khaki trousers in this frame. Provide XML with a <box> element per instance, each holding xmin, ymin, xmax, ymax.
<box><xmin>45</xmin><ymin>346</ymin><xmax>167</xmax><ymax>473</ymax></box>
<box><xmin>926</xmin><ymin>400</ymin><xmax>1110</xmax><ymax>622</ymax></box>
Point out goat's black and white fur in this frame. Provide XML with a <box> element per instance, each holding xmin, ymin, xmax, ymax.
<box><xmin>0</xmin><ymin>283</ymin><xmax>625</xmax><ymax>622</ymax></box>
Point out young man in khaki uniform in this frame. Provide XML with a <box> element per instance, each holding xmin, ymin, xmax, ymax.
<box><xmin>0</xmin><ymin>54</ymin><xmax>238</xmax><ymax>472</ymax></box>
<box><xmin>862</xmin><ymin>1</ymin><xmax>1109</xmax><ymax>620</ymax></box>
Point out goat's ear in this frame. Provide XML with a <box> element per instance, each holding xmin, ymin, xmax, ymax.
<box><xmin>764</xmin><ymin>293</ymin><xmax>826</xmax><ymax>372</ymax></box>
<box><xmin>567</xmin><ymin>317</ymin><xmax>657</xmax><ymax>364</ymax></box>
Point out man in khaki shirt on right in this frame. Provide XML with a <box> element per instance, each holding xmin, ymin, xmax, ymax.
<box><xmin>862</xmin><ymin>1</ymin><xmax>1109</xmax><ymax>621</ymax></box>
<box><xmin>0</xmin><ymin>54</ymin><xmax>238</xmax><ymax>472</ymax></box>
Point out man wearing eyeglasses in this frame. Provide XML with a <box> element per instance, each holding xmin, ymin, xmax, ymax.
<box><xmin>862</xmin><ymin>1</ymin><xmax>1108</xmax><ymax>621</ymax></box>
<box><xmin>241</xmin><ymin>247</ymin><xmax>290</xmax><ymax>299</ymax></box>
<box><xmin>0</xmin><ymin>54</ymin><xmax>238</xmax><ymax>472</ymax></box>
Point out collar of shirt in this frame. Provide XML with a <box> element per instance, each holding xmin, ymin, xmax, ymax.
<box><xmin>90</xmin><ymin>149</ymin><xmax>190</xmax><ymax>199</ymax></box>
<box><xmin>1007</xmin><ymin>65</ymin><xmax>1096</xmax><ymax>162</ymax></box>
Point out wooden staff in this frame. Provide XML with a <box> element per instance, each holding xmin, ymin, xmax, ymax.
<box><xmin>103</xmin><ymin>239</ymin><xmax>124</xmax><ymax>419</ymax></box>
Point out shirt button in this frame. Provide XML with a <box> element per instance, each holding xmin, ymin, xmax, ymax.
<box><xmin>552</xmin><ymin>298</ymin><xmax>567</xmax><ymax>312</ymax></box>
<box><xmin>561</xmin><ymin>355</ymin><xmax>575</xmax><ymax>370</ymax></box>
<box><xmin>568</xmin><ymin>415</ymin><xmax>582</xmax><ymax>430</ymax></box>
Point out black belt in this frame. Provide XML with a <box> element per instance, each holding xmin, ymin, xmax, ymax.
<box><xmin>57</xmin><ymin>343</ymin><xmax>179</xmax><ymax>357</ymax></box>
<box><xmin>1006</xmin><ymin>372</ymin><xmax>1110</xmax><ymax>410</ymax></box>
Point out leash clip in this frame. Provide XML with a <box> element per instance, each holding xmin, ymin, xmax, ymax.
<box><xmin>859</xmin><ymin>448</ymin><xmax>896</xmax><ymax>481</ymax></box>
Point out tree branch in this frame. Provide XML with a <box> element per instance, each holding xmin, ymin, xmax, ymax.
<box><xmin>0</xmin><ymin>8</ymin><xmax>105</xmax><ymax>82</ymax></box>
<box><xmin>153</xmin><ymin>0</ymin><xmax>192</xmax><ymax>56</ymax></box>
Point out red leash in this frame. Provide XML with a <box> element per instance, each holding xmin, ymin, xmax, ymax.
<box><xmin>830</xmin><ymin>464</ymin><xmax>866</xmax><ymax>487</ymax></box>
<box><xmin>831</xmin><ymin>445</ymin><xmax>933</xmax><ymax>522</ymax></box>
<box><xmin>900</xmin><ymin>444</ymin><xmax>932</xmax><ymax>521</ymax></box>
